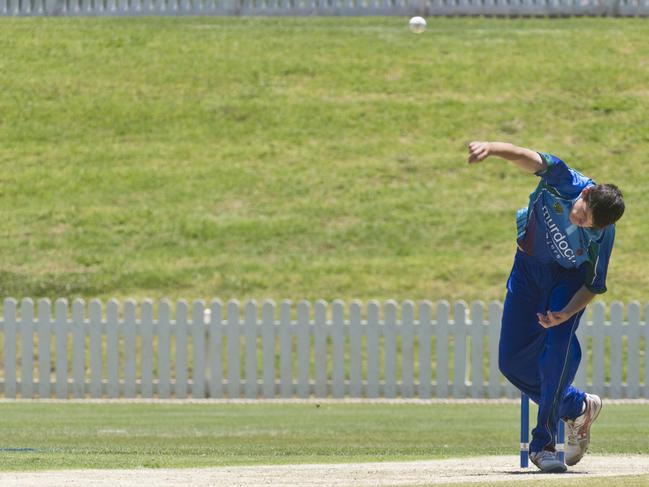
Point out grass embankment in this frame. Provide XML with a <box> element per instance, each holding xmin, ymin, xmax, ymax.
<box><xmin>1</xmin><ymin>18</ymin><xmax>648</xmax><ymax>305</ymax></box>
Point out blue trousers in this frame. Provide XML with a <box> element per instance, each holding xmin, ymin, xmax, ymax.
<box><xmin>500</xmin><ymin>250</ymin><xmax>587</xmax><ymax>453</ymax></box>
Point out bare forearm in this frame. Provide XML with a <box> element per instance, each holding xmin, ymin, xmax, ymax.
<box><xmin>561</xmin><ymin>285</ymin><xmax>596</xmax><ymax>319</ymax></box>
<box><xmin>467</xmin><ymin>141</ymin><xmax>547</xmax><ymax>174</ymax></box>
<box><xmin>486</xmin><ymin>142</ymin><xmax>546</xmax><ymax>173</ymax></box>
<box><xmin>537</xmin><ymin>285</ymin><xmax>596</xmax><ymax>328</ymax></box>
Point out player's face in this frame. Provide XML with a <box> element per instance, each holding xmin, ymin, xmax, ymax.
<box><xmin>569</xmin><ymin>195</ymin><xmax>595</xmax><ymax>228</ymax></box>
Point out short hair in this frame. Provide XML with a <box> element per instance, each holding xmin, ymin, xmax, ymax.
<box><xmin>587</xmin><ymin>184</ymin><xmax>625</xmax><ymax>229</ymax></box>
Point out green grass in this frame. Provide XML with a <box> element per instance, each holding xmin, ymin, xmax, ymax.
<box><xmin>1</xmin><ymin>18</ymin><xmax>648</xmax><ymax>305</ymax></box>
<box><xmin>0</xmin><ymin>402</ymin><xmax>646</xmax><ymax>470</ymax></box>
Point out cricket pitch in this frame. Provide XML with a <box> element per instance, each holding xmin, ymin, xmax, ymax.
<box><xmin>1</xmin><ymin>455</ymin><xmax>648</xmax><ymax>486</ymax></box>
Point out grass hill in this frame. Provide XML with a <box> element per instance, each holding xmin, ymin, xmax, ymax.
<box><xmin>1</xmin><ymin>17</ymin><xmax>647</xmax><ymax>305</ymax></box>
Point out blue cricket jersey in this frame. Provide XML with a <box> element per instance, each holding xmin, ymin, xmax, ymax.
<box><xmin>516</xmin><ymin>153</ymin><xmax>615</xmax><ymax>294</ymax></box>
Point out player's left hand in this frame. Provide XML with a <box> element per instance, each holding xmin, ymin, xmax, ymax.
<box><xmin>537</xmin><ymin>310</ymin><xmax>570</xmax><ymax>328</ymax></box>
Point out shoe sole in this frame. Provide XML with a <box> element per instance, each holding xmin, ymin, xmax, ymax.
<box><xmin>531</xmin><ymin>459</ymin><xmax>568</xmax><ymax>474</ymax></box>
<box><xmin>565</xmin><ymin>395</ymin><xmax>603</xmax><ymax>467</ymax></box>
<box><xmin>543</xmin><ymin>464</ymin><xmax>568</xmax><ymax>474</ymax></box>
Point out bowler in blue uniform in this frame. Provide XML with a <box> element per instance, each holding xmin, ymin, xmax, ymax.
<box><xmin>467</xmin><ymin>141</ymin><xmax>625</xmax><ymax>473</ymax></box>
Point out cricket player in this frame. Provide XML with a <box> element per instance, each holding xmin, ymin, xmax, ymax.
<box><xmin>467</xmin><ymin>141</ymin><xmax>625</xmax><ymax>473</ymax></box>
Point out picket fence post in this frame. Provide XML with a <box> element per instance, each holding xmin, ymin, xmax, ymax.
<box><xmin>208</xmin><ymin>300</ymin><xmax>224</xmax><ymax>399</ymax></box>
<box><xmin>3</xmin><ymin>299</ymin><xmax>17</xmax><ymax>398</ymax></box>
<box><xmin>384</xmin><ymin>300</ymin><xmax>397</xmax><ymax>399</ymax></box>
<box><xmin>332</xmin><ymin>300</ymin><xmax>345</xmax><ymax>398</ymax></box>
<box><xmin>470</xmin><ymin>301</ymin><xmax>484</xmax><ymax>399</ymax></box>
<box><xmin>158</xmin><ymin>300</ymin><xmax>172</xmax><ymax>399</ymax></box>
<box><xmin>366</xmin><ymin>301</ymin><xmax>380</xmax><ymax>398</ymax></box>
<box><xmin>21</xmin><ymin>299</ymin><xmax>35</xmax><ymax>399</ymax></box>
<box><xmin>453</xmin><ymin>302</ymin><xmax>467</xmax><ymax>399</ymax></box>
<box><xmin>176</xmin><ymin>301</ymin><xmax>189</xmax><ymax>399</ymax></box>
<box><xmin>279</xmin><ymin>300</ymin><xmax>292</xmax><ymax>398</ymax></box>
<box><xmin>261</xmin><ymin>300</ymin><xmax>275</xmax><ymax>399</ymax></box>
<box><xmin>244</xmin><ymin>301</ymin><xmax>257</xmax><ymax>399</ymax></box>
<box><xmin>106</xmin><ymin>299</ymin><xmax>120</xmax><ymax>398</ymax></box>
<box><xmin>349</xmin><ymin>301</ymin><xmax>363</xmax><ymax>397</ymax></box>
<box><xmin>37</xmin><ymin>299</ymin><xmax>51</xmax><ymax>399</ymax></box>
<box><xmin>487</xmin><ymin>301</ymin><xmax>502</xmax><ymax>399</ymax></box>
<box><xmin>627</xmin><ymin>302</ymin><xmax>641</xmax><ymax>399</ymax></box>
<box><xmin>314</xmin><ymin>300</ymin><xmax>327</xmax><ymax>398</ymax></box>
<box><xmin>89</xmin><ymin>299</ymin><xmax>103</xmax><ymax>398</ymax></box>
<box><xmin>141</xmin><ymin>300</ymin><xmax>155</xmax><ymax>399</ymax></box>
<box><xmin>592</xmin><ymin>302</ymin><xmax>606</xmax><ymax>398</ymax></box>
<box><xmin>124</xmin><ymin>300</ymin><xmax>137</xmax><ymax>398</ymax></box>
<box><xmin>436</xmin><ymin>301</ymin><xmax>450</xmax><ymax>398</ymax></box>
<box><xmin>401</xmin><ymin>301</ymin><xmax>415</xmax><ymax>399</ymax></box>
<box><xmin>418</xmin><ymin>301</ymin><xmax>433</xmax><ymax>399</ymax></box>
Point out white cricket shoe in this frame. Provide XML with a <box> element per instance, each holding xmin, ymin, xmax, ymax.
<box><xmin>565</xmin><ymin>393</ymin><xmax>603</xmax><ymax>466</ymax></box>
<box><xmin>529</xmin><ymin>449</ymin><xmax>567</xmax><ymax>473</ymax></box>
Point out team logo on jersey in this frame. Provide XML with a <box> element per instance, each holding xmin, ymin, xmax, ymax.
<box><xmin>553</xmin><ymin>202</ymin><xmax>563</xmax><ymax>214</ymax></box>
<box><xmin>542</xmin><ymin>206</ymin><xmax>576</xmax><ymax>264</ymax></box>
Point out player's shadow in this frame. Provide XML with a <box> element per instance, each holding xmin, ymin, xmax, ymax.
<box><xmin>502</xmin><ymin>470</ymin><xmax>587</xmax><ymax>475</ymax></box>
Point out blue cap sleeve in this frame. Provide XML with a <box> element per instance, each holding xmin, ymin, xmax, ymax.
<box><xmin>584</xmin><ymin>226</ymin><xmax>615</xmax><ymax>294</ymax></box>
<box><xmin>535</xmin><ymin>153</ymin><xmax>594</xmax><ymax>199</ymax></box>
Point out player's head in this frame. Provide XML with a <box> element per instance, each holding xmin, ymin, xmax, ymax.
<box><xmin>587</xmin><ymin>184</ymin><xmax>625</xmax><ymax>228</ymax></box>
<box><xmin>572</xmin><ymin>184</ymin><xmax>625</xmax><ymax>229</ymax></box>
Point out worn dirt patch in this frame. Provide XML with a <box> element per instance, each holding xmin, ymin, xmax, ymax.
<box><xmin>1</xmin><ymin>455</ymin><xmax>648</xmax><ymax>486</ymax></box>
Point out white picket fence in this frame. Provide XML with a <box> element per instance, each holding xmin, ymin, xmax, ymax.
<box><xmin>0</xmin><ymin>298</ymin><xmax>647</xmax><ymax>400</ymax></box>
<box><xmin>1</xmin><ymin>0</ymin><xmax>648</xmax><ymax>16</ymax></box>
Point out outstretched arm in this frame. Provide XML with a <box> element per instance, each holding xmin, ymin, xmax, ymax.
<box><xmin>468</xmin><ymin>141</ymin><xmax>547</xmax><ymax>174</ymax></box>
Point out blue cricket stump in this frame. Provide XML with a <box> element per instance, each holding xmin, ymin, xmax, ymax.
<box><xmin>520</xmin><ymin>393</ymin><xmax>565</xmax><ymax>468</ymax></box>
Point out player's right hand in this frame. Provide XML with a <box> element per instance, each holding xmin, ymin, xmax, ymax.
<box><xmin>467</xmin><ymin>141</ymin><xmax>491</xmax><ymax>164</ymax></box>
